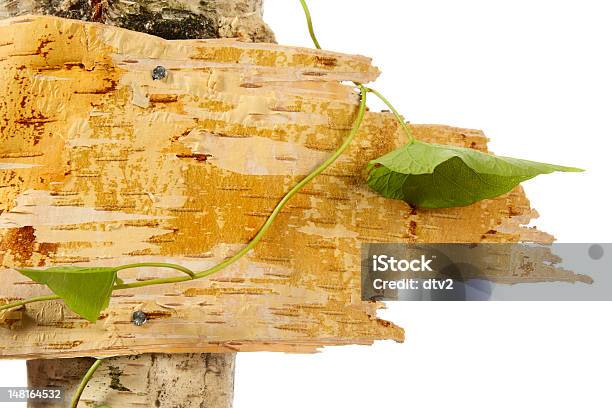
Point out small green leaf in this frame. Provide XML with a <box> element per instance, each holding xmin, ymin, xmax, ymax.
<box><xmin>16</xmin><ymin>266</ymin><xmax>118</xmax><ymax>322</ymax></box>
<box><xmin>366</xmin><ymin>141</ymin><xmax>583</xmax><ymax>208</ymax></box>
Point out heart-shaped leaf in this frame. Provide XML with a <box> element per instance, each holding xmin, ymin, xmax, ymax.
<box><xmin>16</xmin><ymin>266</ymin><xmax>119</xmax><ymax>322</ymax></box>
<box><xmin>366</xmin><ymin>141</ymin><xmax>583</xmax><ymax>208</ymax></box>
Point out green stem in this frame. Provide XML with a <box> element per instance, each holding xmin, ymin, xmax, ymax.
<box><xmin>190</xmin><ymin>85</ymin><xmax>367</xmax><ymax>280</ymax></box>
<box><xmin>0</xmin><ymin>294</ymin><xmax>60</xmax><ymax>312</ymax></box>
<box><xmin>297</xmin><ymin>1</ymin><xmax>412</xmax><ymax>141</ymax></box>
<box><xmin>365</xmin><ymin>87</ymin><xmax>415</xmax><ymax>144</ymax></box>
<box><xmin>113</xmin><ymin>275</ymin><xmax>189</xmax><ymax>291</ymax></box>
<box><xmin>115</xmin><ymin>262</ymin><xmax>195</xmax><ymax>278</ymax></box>
<box><xmin>0</xmin><ymin>266</ymin><xmax>194</xmax><ymax>312</ymax></box>
<box><xmin>299</xmin><ymin>0</ymin><xmax>322</xmax><ymax>49</ymax></box>
<box><xmin>3</xmin><ymin>86</ymin><xmax>368</xmax><ymax>308</ymax></box>
<box><xmin>70</xmin><ymin>358</ymin><xmax>104</xmax><ymax>408</ymax></box>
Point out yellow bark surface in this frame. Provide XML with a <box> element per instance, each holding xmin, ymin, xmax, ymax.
<box><xmin>0</xmin><ymin>16</ymin><xmax>582</xmax><ymax>359</ymax></box>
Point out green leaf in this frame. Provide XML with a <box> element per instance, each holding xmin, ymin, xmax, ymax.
<box><xmin>366</xmin><ymin>141</ymin><xmax>583</xmax><ymax>208</ymax></box>
<box><xmin>16</xmin><ymin>266</ymin><xmax>119</xmax><ymax>322</ymax></box>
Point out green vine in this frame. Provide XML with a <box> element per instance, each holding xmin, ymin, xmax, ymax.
<box><xmin>364</xmin><ymin>87</ymin><xmax>415</xmax><ymax>144</ymax></box>
<box><xmin>70</xmin><ymin>358</ymin><xmax>104</xmax><ymax>408</ymax></box>
<box><xmin>0</xmin><ymin>84</ymin><xmax>368</xmax><ymax>318</ymax></box>
<box><xmin>299</xmin><ymin>0</ymin><xmax>322</xmax><ymax>49</ymax></box>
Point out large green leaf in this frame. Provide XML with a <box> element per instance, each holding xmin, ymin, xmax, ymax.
<box><xmin>17</xmin><ymin>266</ymin><xmax>119</xmax><ymax>322</ymax></box>
<box><xmin>366</xmin><ymin>141</ymin><xmax>583</xmax><ymax>208</ymax></box>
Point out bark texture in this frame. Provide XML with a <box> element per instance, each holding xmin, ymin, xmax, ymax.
<box><xmin>0</xmin><ymin>0</ymin><xmax>275</xmax><ymax>42</ymax></box>
<box><xmin>0</xmin><ymin>15</ymin><xmax>589</xmax><ymax>359</ymax></box>
<box><xmin>27</xmin><ymin>353</ymin><xmax>236</xmax><ymax>407</ymax></box>
<box><xmin>1</xmin><ymin>4</ymin><xmax>256</xmax><ymax>406</ymax></box>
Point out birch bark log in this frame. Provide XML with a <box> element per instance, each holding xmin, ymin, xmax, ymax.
<box><xmin>0</xmin><ymin>0</ymin><xmax>275</xmax><ymax>42</ymax></box>
<box><xmin>27</xmin><ymin>354</ymin><xmax>236</xmax><ymax>407</ymax></box>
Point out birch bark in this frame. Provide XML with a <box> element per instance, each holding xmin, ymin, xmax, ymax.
<box><xmin>0</xmin><ymin>0</ymin><xmax>275</xmax><ymax>42</ymax></box>
<box><xmin>0</xmin><ymin>2</ymin><xmax>271</xmax><ymax>405</ymax></box>
<box><xmin>27</xmin><ymin>354</ymin><xmax>236</xmax><ymax>407</ymax></box>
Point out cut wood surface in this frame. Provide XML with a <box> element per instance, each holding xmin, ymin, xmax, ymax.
<box><xmin>0</xmin><ymin>15</ymin><xmax>586</xmax><ymax>359</ymax></box>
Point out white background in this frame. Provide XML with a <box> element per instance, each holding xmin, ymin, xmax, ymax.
<box><xmin>2</xmin><ymin>0</ymin><xmax>611</xmax><ymax>407</ymax></box>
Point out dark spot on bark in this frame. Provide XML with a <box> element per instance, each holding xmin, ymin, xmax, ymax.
<box><xmin>0</xmin><ymin>226</ymin><xmax>36</xmax><ymax>264</ymax></box>
<box><xmin>47</xmin><ymin>340</ymin><xmax>83</xmax><ymax>350</ymax></box>
<box><xmin>37</xmin><ymin>242</ymin><xmax>59</xmax><ymax>266</ymax></box>
<box><xmin>302</xmin><ymin>71</ymin><xmax>327</xmax><ymax>77</ymax></box>
<box><xmin>117</xmin><ymin>11</ymin><xmax>218</xmax><ymax>40</ymax></box>
<box><xmin>240</xmin><ymin>83</ymin><xmax>262</xmax><ymax>88</ymax></box>
<box><xmin>314</xmin><ymin>56</ymin><xmax>338</xmax><ymax>68</ymax></box>
<box><xmin>90</xmin><ymin>0</ymin><xmax>106</xmax><ymax>22</ymax></box>
<box><xmin>35</xmin><ymin>0</ymin><xmax>92</xmax><ymax>20</ymax></box>
<box><xmin>149</xmin><ymin>94</ymin><xmax>179</xmax><ymax>103</ymax></box>
<box><xmin>108</xmin><ymin>365</ymin><xmax>131</xmax><ymax>392</ymax></box>
<box><xmin>36</xmin><ymin>39</ymin><xmax>53</xmax><ymax>57</ymax></box>
<box><xmin>176</xmin><ymin>153</ymin><xmax>212</xmax><ymax>162</ymax></box>
<box><xmin>73</xmin><ymin>78</ymin><xmax>117</xmax><ymax>94</ymax></box>
<box><xmin>64</xmin><ymin>62</ymin><xmax>85</xmax><ymax>70</ymax></box>
<box><xmin>409</xmin><ymin>221</ymin><xmax>417</xmax><ymax>236</ymax></box>
<box><xmin>145</xmin><ymin>310</ymin><xmax>173</xmax><ymax>320</ymax></box>
<box><xmin>507</xmin><ymin>205</ymin><xmax>521</xmax><ymax>217</ymax></box>
<box><xmin>378</xmin><ymin>319</ymin><xmax>392</xmax><ymax>327</ymax></box>
<box><xmin>15</xmin><ymin>114</ymin><xmax>52</xmax><ymax>125</ymax></box>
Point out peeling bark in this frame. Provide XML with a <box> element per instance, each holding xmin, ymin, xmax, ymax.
<box><xmin>27</xmin><ymin>353</ymin><xmax>236</xmax><ymax>407</ymax></box>
<box><xmin>0</xmin><ymin>15</ymin><xmax>581</xmax><ymax>359</ymax></box>
<box><xmin>0</xmin><ymin>0</ymin><xmax>275</xmax><ymax>42</ymax></box>
<box><xmin>0</xmin><ymin>11</ymin><xmax>584</xmax><ymax>408</ymax></box>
